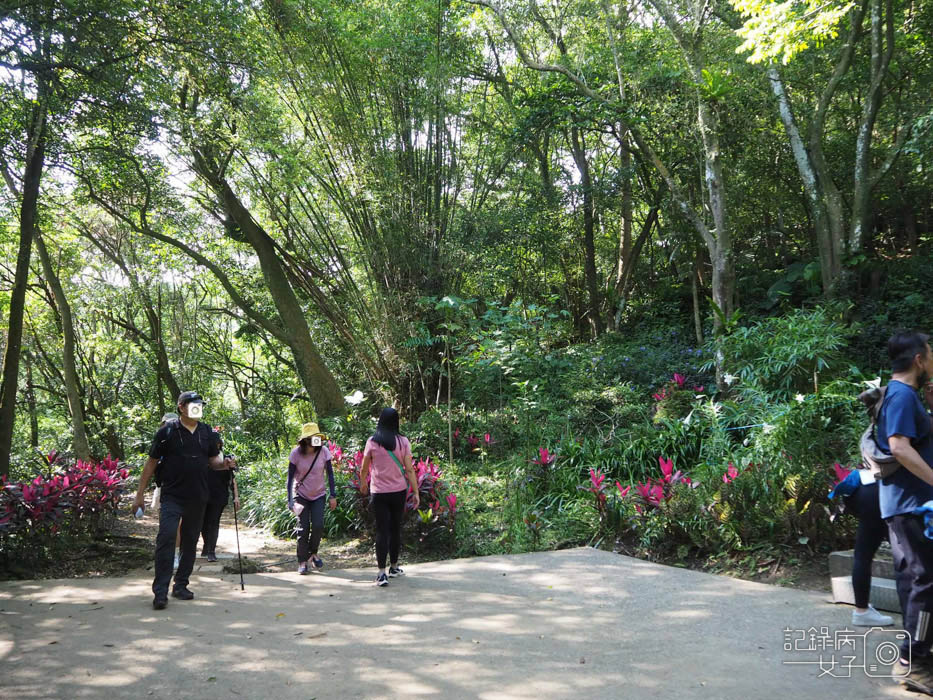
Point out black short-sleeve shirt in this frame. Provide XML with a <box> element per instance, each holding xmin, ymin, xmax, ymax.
<box><xmin>149</xmin><ymin>420</ymin><xmax>220</xmax><ymax>502</ymax></box>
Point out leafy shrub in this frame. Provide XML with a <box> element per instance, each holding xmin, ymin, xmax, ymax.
<box><xmin>651</xmin><ymin>373</ymin><xmax>706</xmax><ymax>423</ymax></box>
<box><xmin>709</xmin><ymin>305</ymin><xmax>854</xmax><ymax>398</ymax></box>
<box><xmin>590</xmin><ymin>324</ymin><xmax>708</xmax><ymax>389</ymax></box>
<box><xmin>0</xmin><ymin>454</ymin><xmax>129</xmax><ymax>570</ymax></box>
<box><xmin>591</xmin><ymin>450</ymin><xmax>851</xmax><ymax>561</ymax></box>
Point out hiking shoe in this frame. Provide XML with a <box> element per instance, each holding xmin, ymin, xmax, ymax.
<box><xmin>152</xmin><ymin>596</ymin><xmax>167</xmax><ymax>610</ymax></box>
<box><xmin>896</xmin><ymin>659</ymin><xmax>933</xmax><ymax>694</ymax></box>
<box><xmin>206</xmin><ymin>552</ymin><xmax>218</xmax><ymax>563</ymax></box>
<box><xmin>388</xmin><ymin>565</ymin><xmax>404</xmax><ymax>578</ymax></box>
<box><xmin>310</xmin><ymin>555</ymin><xmax>323</xmax><ymax>571</ymax></box>
<box><xmin>298</xmin><ymin>562</ymin><xmax>309</xmax><ymax>575</ymax></box>
<box><xmin>171</xmin><ymin>587</ymin><xmax>194</xmax><ymax>600</ymax></box>
<box><xmin>375</xmin><ymin>573</ymin><xmax>388</xmax><ymax>587</ymax></box>
<box><xmin>852</xmin><ymin>605</ymin><xmax>894</xmax><ymax>626</ymax></box>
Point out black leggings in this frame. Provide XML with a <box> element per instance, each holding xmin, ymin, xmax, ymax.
<box><xmin>373</xmin><ymin>490</ymin><xmax>406</xmax><ymax>569</ymax></box>
<box><xmin>844</xmin><ymin>482</ymin><xmax>887</xmax><ymax>609</ymax></box>
<box><xmin>200</xmin><ymin>499</ymin><xmax>227</xmax><ymax>556</ymax></box>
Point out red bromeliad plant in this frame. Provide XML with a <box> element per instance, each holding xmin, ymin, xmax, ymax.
<box><xmin>722</xmin><ymin>462</ymin><xmax>740</xmax><ymax>484</ymax></box>
<box><xmin>581</xmin><ymin>467</ymin><xmax>609</xmax><ymax>518</ymax></box>
<box><xmin>0</xmin><ymin>455</ymin><xmax>129</xmax><ymax>541</ymax></box>
<box><xmin>531</xmin><ymin>447</ymin><xmax>557</xmax><ymax>468</ymax></box>
<box><xmin>616</xmin><ymin>456</ymin><xmax>698</xmax><ymax>514</ymax></box>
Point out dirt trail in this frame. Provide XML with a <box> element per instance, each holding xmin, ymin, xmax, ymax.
<box><xmin>16</xmin><ymin>495</ymin><xmax>375</xmax><ymax>581</ymax></box>
<box><xmin>0</xmin><ymin>548</ymin><xmax>905</xmax><ymax>700</ymax></box>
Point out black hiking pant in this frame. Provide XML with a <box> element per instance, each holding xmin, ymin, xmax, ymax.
<box><xmin>888</xmin><ymin>513</ymin><xmax>933</xmax><ymax>659</ymax></box>
<box><xmin>153</xmin><ymin>496</ymin><xmax>205</xmax><ymax>599</ymax></box>
<box><xmin>200</xmin><ymin>498</ymin><xmax>227</xmax><ymax>556</ymax></box>
<box><xmin>373</xmin><ymin>490</ymin><xmax>406</xmax><ymax>569</ymax></box>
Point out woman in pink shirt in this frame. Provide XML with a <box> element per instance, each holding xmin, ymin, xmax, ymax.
<box><xmin>359</xmin><ymin>407</ymin><xmax>419</xmax><ymax>586</ymax></box>
<box><xmin>287</xmin><ymin>423</ymin><xmax>337</xmax><ymax>575</ymax></box>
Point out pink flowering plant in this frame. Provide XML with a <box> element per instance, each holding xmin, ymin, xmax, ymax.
<box><xmin>0</xmin><ymin>454</ymin><xmax>129</xmax><ymax>566</ymax></box>
<box><xmin>327</xmin><ymin>438</ymin><xmax>459</xmax><ymax>546</ymax></box>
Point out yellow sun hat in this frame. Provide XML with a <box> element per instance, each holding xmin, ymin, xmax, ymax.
<box><xmin>298</xmin><ymin>422</ymin><xmax>327</xmax><ymax>442</ymax></box>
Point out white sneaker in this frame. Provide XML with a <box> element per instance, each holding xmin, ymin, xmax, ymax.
<box><xmin>852</xmin><ymin>605</ymin><xmax>894</xmax><ymax>626</ymax></box>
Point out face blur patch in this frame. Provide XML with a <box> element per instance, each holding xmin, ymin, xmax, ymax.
<box><xmin>311</xmin><ymin>436</ymin><xmax>322</xmax><ymax>447</ymax></box>
<box><xmin>187</xmin><ymin>403</ymin><xmax>203</xmax><ymax>419</ymax></box>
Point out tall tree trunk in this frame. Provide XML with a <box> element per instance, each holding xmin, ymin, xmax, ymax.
<box><xmin>34</xmin><ymin>231</ymin><xmax>91</xmax><ymax>460</ymax></box>
<box><xmin>569</xmin><ymin>127</ymin><xmax>603</xmax><ymax>337</ymax></box>
<box><xmin>0</xmin><ymin>98</ymin><xmax>47</xmax><ymax>477</ymax></box>
<box><xmin>614</xmin><ymin>206</ymin><xmax>659</xmax><ymax>323</ymax></box>
<box><xmin>25</xmin><ymin>354</ymin><xmax>39</xmax><ymax>449</ymax></box>
<box><xmin>641</xmin><ymin>0</ymin><xmax>735</xmax><ymax>334</ymax></box>
<box><xmin>849</xmin><ymin>0</ymin><xmax>895</xmax><ymax>255</ymax></box>
<box><xmin>205</xmin><ymin>166</ymin><xmax>343</xmax><ymax>417</ymax></box>
<box><xmin>692</xmin><ymin>254</ymin><xmax>704</xmax><ymax>346</ymax></box>
<box><xmin>611</xmin><ymin>139</ymin><xmax>634</xmax><ymax>331</ymax></box>
<box><xmin>143</xmin><ymin>300</ymin><xmax>181</xmax><ymax>404</ymax></box>
<box><xmin>807</xmin><ymin>0</ymin><xmax>865</xmax><ymax>292</ymax></box>
<box><xmin>601</xmin><ymin>0</ymin><xmax>635</xmax><ymax>332</ymax></box>
<box><xmin>694</xmin><ymin>94</ymin><xmax>733</xmax><ymax>325</ymax></box>
<box><xmin>768</xmin><ymin>67</ymin><xmax>841</xmax><ymax>296</ymax></box>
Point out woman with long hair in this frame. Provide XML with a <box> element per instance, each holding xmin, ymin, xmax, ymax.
<box><xmin>287</xmin><ymin>423</ymin><xmax>337</xmax><ymax>575</ymax></box>
<box><xmin>359</xmin><ymin>407</ymin><xmax>419</xmax><ymax>586</ymax></box>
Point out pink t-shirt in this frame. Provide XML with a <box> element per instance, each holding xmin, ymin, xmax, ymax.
<box><xmin>289</xmin><ymin>445</ymin><xmax>332</xmax><ymax>500</ymax></box>
<box><xmin>364</xmin><ymin>436</ymin><xmax>410</xmax><ymax>494</ymax></box>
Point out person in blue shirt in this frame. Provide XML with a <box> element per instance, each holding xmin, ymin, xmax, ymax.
<box><xmin>876</xmin><ymin>332</ymin><xmax>933</xmax><ymax>693</ymax></box>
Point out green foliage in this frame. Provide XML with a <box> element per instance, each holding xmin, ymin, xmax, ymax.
<box><xmin>707</xmin><ymin>306</ymin><xmax>854</xmax><ymax>398</ymax></box>
<box><xmin>732</xmin><ymin>0</ymin><xmax>856</xmax><ymax>64</ymax></box>
<box><xmin>3</xmin><ymin>0</ymin><xmax>932</xmax><ymax>580</ymax></box>
<box><xmin>237</xmin><ymin>458</ymin><xmax>293</xmax><ymax>538</ymax></box>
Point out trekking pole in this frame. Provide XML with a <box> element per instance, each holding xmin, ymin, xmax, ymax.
<box><xmin>232</xmin><ymin>474</ymin><xmax>245</xmax><ymax>591</ymax></box>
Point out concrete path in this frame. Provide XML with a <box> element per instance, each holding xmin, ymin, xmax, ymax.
<box><xmin>0</xmin><ymin>548</ymin><xmax>914</xmax><ymax>699</ymax></box>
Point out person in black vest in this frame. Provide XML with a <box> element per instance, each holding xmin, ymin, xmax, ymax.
<box><xmin>200</xmin><ymin>428</ymin><xmax>240</xmax><ymax>562</ymax></box>
<box><xmin>134</xmin><ymin>391</ymin><xmax>235</xmax><ymax>610</ymax></box>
